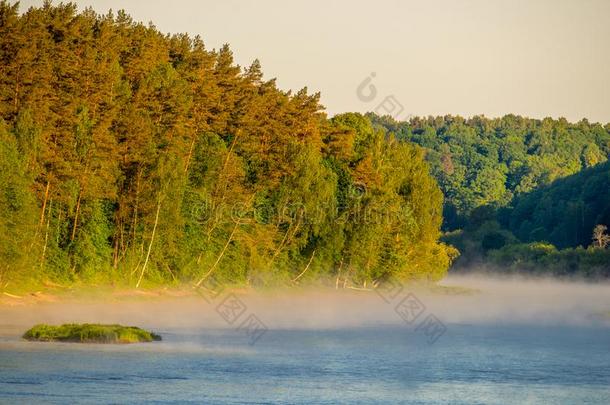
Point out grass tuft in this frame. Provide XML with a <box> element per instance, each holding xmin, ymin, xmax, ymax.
<box><xmin>23</xmin><ymin>323</ymin><xmax>162</xmax><ymax>344</ymax></box>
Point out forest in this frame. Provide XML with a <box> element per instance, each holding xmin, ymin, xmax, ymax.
<box><xmin>1</xmin><ymin>2</ymin><xmax>608</xmax><ymax>292</ymax></box>
<box><xmin>370</xmin><ymin>114</ymin><xmax>610</xmax><ymax>277</ymax></box>
<box><xmin>0</xmin><ymin>2</ymin><xmax>456</xmax><ymax>290</ymax></box>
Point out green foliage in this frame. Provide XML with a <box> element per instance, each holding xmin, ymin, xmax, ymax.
<box><xmin>22</xmin><ymin>323</ymin><xmax>162</xmax><ymax>343</ymax></box>
<box><xmin>488</xmin><ymin>243</ymin><xmax>610</xmax><ymax>279</ymax></box>
<box><xmin>370</xmin><ymin>114</ymin><xmax>610</xmax><ymax>230</ymax></box>
<box><xmin>505</xmin><ymin>161</ymin><xmax>610</xmax><ymax>248</ymax></box>
<box><xmin>483</xmin><ymin>162</ymin><xmax>610</xmax><ymax>277</ymax></box>
<box><xmin>371</xmin><ymin>113</ymin><xmax>610</xmax><ymax>277</ymax></box>
<box><xmin>0</xmin><ymin>120</ymin><xmax>39</xmax><ymax>287</ymax></box>
<box><xmin>442</xmin><ymin>164</ymin><xmax>610</xmax><ymax>276</ymax></box>
<box><xmin>0</xmin><ymin>2</ymin><xmax>452</xmax><ymax>289</ymax></box>
<box><xmin>71</xmin><ymin>200</ymin><xmax>114</xmax><ymax>280</ymax></box>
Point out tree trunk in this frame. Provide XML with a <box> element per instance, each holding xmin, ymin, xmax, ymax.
<box><xmin>136</xmin><ymin>197</ymin><xmax>161</xmax><ymax>288</ymax></box>
<box><xmin>184</xmin><ymin>136</ymin><xmax>196</xmax><ymax>174</ymax></box>
<box><xmin>195</xmin><ymin>223</ymin><xmax>238</xmax><ymax>287</ymax></box>
<box><xmin>213</xmin><ymin>130</ymin><xmax>240</xmax><ymax>199</ymax></box>
<box><xmin>335</xmin><ymin>258</ymin><xmax>344</xmax><ymax>290</ymax></box>
<box><xmin>268</xmin><ymin>225</ymin><xmax>291</xmax><ymax>266</ymax></box>
<box><xmin>70</xmin><ymin>188</ymin><xmax>82</xmax><ymax>242</ymax></box>
<box><xmin>113</xmin><ymin>232</ymin><xmax>119</xmax><ymax>269</ymax></box>
<box><xmin>40</xmin><ymin>216</ymin><xmax>50</xmax><ymax>269</ymax></box>
<box><xmin>39</xmin><ymin>181</ymin><xmax>50</xmax><ymax>227</ymax></box>
<box><xmin>132</xmin><ymin>168</ymin><xmax>141</xmax><ymax>243</ymax></box>
<box><xmin>292</xmin><ymin>249</ymin><xmax>316</xmax><ymax>283</ymax></box>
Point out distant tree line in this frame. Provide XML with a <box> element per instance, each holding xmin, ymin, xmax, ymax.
<box><xmin>370</xmin><ymin>114</ymin><xmax>610</xmax><ymax>277</ymax></box>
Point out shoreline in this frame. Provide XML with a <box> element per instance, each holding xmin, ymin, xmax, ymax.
<box><xmin>2</xmin><ymin>275</ymin><xmax>609</xmax><ymax>340</ymax></box>
<box><xmin>0</xmin><ymin>281</ymin><xmax>481</xmax><ymax>308</ymax></box>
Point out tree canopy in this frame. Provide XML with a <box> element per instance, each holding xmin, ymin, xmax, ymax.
<box><xmin>370</xmin><ymin>114</ymin><xmax>610</xmax><ymax>277</ymax></box>
<box><xmin>370</xmin><ymin>113</ymin><xmax>610</xmax><ymax>230</ymax></box>
<box><xmin>0</xmin><ymin>1</ymin><xmax>454</xmax><ymax>289</ymax></box>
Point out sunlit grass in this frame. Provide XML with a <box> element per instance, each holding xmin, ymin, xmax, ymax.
<box><xmin>23</xmin><ymin>323</ymin><xmax>162</xmax><ymax>343</ymax></box>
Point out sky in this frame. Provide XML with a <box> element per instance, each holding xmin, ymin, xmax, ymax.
<box><xmin>19</xmin><ymin>0</ymin><xmax>610</xmax><ymax>123</ymax></box>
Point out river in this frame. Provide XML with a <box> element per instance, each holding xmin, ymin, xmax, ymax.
<box><xmin>1</xmin><ymin>275</ymin><xmax>609</xmax><ymax>404</ymax></box>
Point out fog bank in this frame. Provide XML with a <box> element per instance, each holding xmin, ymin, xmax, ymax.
<box><xmin>1</xmin><ymin>275</ymin><xmax>609</xmax><ymax>338</ymax></box>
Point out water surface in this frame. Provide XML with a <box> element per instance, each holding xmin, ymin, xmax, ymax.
<box><xmin>2</xmin><ymin>276</ymin><xmax>610</xmax><ymax>404</ymax></box>
<box><xmin>1</xmin><ymin>323</ymin><xmax>609</xmax><ymax>404</ymax></box>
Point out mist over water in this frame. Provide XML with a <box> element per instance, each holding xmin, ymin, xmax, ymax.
<box><xmin>1</xmin><ymin>274</ymin><xmax>610</xmax><ymax>335</ymax></box>
<box><xmin>1</xmin><ymin>275</ymin><xmax>610</xmax><ymax>404</ymax></box>
<box><xmin>436</xmin><ymin>274</ymin><xmax>610</xmax><ymax>326</ymax></box>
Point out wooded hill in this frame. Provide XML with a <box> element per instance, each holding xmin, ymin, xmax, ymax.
<box><xmin>370</xmin><ymin>114</ymin><xmax>610</xmax><ymax>277</ymax></box>
<box><xmin>0</xmin><ymin>2</ymin><xmax>455</xmax><ymax>289</ymax></box>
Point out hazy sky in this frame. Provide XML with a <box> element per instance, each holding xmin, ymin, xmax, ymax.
<box><xmin>20</xmin><ymin>0</ymin><xmax>610</xmax><ymax>123</ymax></box>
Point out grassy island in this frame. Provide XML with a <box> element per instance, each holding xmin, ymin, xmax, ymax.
<box><xmin>23</xmin><ymin>324</ymin><xmax>162</xmax><ymax>344</ymax></box>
